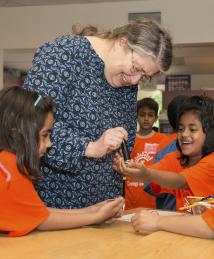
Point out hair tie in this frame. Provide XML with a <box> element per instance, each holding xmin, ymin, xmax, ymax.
<box><xmin>0</xmin><ymin>162</ymin><xmax>11</xmax><ymax>182</ymax></box>
<box><xmin>34</xmin><ymin>95</ymin><xmax>42</xmax><ymax>107</ymax></box>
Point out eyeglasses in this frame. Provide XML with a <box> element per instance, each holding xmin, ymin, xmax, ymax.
<box><xmin>131</xmin><ymin>50</ymin><xmax>152</xmax><ymax>82</ymax></box>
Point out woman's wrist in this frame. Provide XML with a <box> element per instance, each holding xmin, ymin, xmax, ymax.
<box><xmin>84</xmin><ymin>141</ymin><xmax>99</xmax><ymax>158</ymax></box>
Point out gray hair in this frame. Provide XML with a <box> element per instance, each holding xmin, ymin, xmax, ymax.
<box><xmin>72</xmin><ymin>19</ymin><xmax>173</xmax><ymax>72</ymax></box>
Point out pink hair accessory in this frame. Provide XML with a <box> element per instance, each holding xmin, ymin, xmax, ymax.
<box><xmin>0</xmin><ymin>162</ymin><xmax>11</xmax><ymax>182</ymax></box>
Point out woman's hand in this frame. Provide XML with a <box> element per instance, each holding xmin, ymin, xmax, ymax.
<box><xmin>85</xmin><ymin>127</ymin><xmax>128</xmax><ymax>158</ymax></box>
<box><xmin>112</xmin><ymin>151</ymin><xmax>124</xmax><ymax>173</ymax></box>
<box><xmin>131</xmin><ymin>210</ymin><xmax>161</xmax><ymax>234</ymax></box>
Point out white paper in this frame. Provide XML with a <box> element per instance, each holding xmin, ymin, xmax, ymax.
<box><xmin>118</xmin><ymin>210</ymin><xmax>183</xmax><ymax>222</ymax></box>
<box><xmin>118</xmin><ymin>213</ymin><xmax>135</xmax><ymax>222</ymax></box>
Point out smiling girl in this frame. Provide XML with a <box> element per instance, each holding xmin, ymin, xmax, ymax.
<box><xmin>113</xmin><ymin>95</ymin><xmax>214</xmax><ymax>238</ymax></box>
<box><xmin>115</xmin><ymin>95</ymin><xmax>214</xmax><ymax>209</ymax></box>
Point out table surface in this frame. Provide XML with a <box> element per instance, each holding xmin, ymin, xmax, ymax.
<box><xmin>0</xmin><ymin>219</ymin><xmax>214</xmax><ymax>259</ymax></box>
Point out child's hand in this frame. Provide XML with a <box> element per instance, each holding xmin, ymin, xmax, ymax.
<box><xmin>192</xmin><ymin>204</ymin><xmax>209</xmax><ymax>215</ymax></box>
<box><xmin>85</xmin><ymin>199</ymin><xmax>112</xmax><ymax>213</ymax></box>
<box><xmin>186</xmin><ymin>197</ymin><xmax>212</xmax><ymax>214</ymax></box>
<box><xmin>113</xmin><ymin>156</ymin><xmax>149</xmax><ymax>182</ymax></box>
<box><xmin>95</xmin><ymin>197</ymin><xmax>124</xmax><ymax>223</ymax></box>
<box><xmin>192</xmin><ymin>205</ymin><xmax>207</xmax><ymax>215</ymax></box>
<box><xmin>131</xmin><ymin>209</ymin><xmax>160</xmax><ymax>234</ymax></box>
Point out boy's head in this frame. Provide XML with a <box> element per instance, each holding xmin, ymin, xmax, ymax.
<box><xmin>137</xmin><ymin>97</ymin><xmax>159</xmax><ymax>132</ymax></box>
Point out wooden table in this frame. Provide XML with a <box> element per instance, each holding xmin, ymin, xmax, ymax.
<box><xmin>0</xmin><ymin>219</ymin><xmax>213</xmax><ymax>259</ymax></box>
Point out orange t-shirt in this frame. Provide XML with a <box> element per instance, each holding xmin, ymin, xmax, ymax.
<box><xmin>150</xmin><ymin>151</ymin><xmax>214</xmax><ymax>210</ymax></box>
<box><xmin>156</xmin><ymin>132</ymin><xmax>177</xmax><ymax>153</ymax></box>
<box><xmin>202</xmin><ymin>208</ymin><xmax>214</xmax><ymax>230</ymax></box>
<box><xmin>125</xmin><ymin>132</ymin><xmax>166</xmax><ymax>209</ymax></box>
<box><xmin>0</xmin><ymin>151</ymin><xmax>49</xmax><ymax>237</ymax></box>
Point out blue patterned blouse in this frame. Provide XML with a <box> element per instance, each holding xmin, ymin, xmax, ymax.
<box><xmin>24</xmin><ymin>35</ymin><xmax>137</xmax><ymax>208</ymax></box>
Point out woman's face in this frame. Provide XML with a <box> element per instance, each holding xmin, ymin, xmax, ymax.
<box><xmin>178</xmin><ymin>111</ymin><xmax>206</xmax><ymax>161</ymax></box>
<box><xmin>38</xmin><ymin>112</ymin><xmax>54</xmax><ymax>157</ymax></box>
<box><xmin>104</xmin><ymin>38</ymin><xmax>159</xmax><ymax>88</ymax></box>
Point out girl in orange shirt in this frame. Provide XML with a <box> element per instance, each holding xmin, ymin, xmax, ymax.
<box><xmin>113</xmin><ymin>95</ymin><xmax>214</xmax><ymax>238</ymax></box>
<box><xmin>0</xmin><ymin>86</ymin><xmax>124</xmax><ymax>237</ymax></box>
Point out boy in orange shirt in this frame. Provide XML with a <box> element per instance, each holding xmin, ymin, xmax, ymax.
<box><xmin>0</xmin><ymin>86</ymin><xmax>124</xmax><ymax>237</ymax></box>
<box><xmin>125</xmin><ymin>97</ymin><xmax>165</xmax><ymax>209</ymax></box>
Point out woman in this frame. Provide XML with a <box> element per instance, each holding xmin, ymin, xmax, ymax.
<box><xmin>24</xmin><ymin>19</ymin><xmax>172</xmax><ymax>209</ymax></box>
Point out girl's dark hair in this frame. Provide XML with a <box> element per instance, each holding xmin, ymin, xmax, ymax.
<box><xmin>0</xmin><ymin>86</ymin><xmax>53</xmax><ymax>182</ymax></box>
<box><xmin>177</xmin><ymin>95</ymin><xmax>214</xmax><ymax>166</ymax></box>
<box><xmin>72</xmin><ymin>19</ymin><xmax>172</xmax><ymax>72</ymax></box>
<box><xmin>137</xmin><ymin>97</ymin><xmax>159</xmax><ymax>115</ymax></box>
<box><xmin>167</xmin><ymin>95</ymin><xmax>189</xmax><ymax>131</ymax></box>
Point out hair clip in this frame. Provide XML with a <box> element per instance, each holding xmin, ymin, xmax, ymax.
<box><xmin>34</xmin><ymin>95</ymin><xmax>42</xmax><ymax>107</ymax></box>
<box><xmin>0</xmin><ymin>162</ymin><xmax>11</xmax><ymax>182</ymax></box>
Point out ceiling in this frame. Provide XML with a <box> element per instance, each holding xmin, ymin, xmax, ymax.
<box><xmin>0</xmin><ymin>0</ymin><xmax>131</xmax><ymax>7</ymax></box>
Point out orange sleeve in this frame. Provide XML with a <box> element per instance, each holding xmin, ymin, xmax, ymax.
<box><xmin>202</xmin><ymin>209</ymin><xmax>214</xmax><ymax>231</ymax></box>
<box><xmin>0</xmin><ymin>153</ymin><xmax>49</xmax><ymax>237</ymax></box>
<box><xmin>180</xmin><ymin>153</ymin><xmax>214</xmax><ymax>197</ymax></box>
<box><xmin>149</xmin><ymin>151</ymin><xmax>182</xmax><ymax>195</ymax></box>
<box><xmin>150</xmin><ymin>151</ymin><xmax>181</xmax><ymax>171</ymax></box>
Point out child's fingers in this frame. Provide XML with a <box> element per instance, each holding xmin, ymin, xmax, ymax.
<box><xmin>108</xmin><ymin>196</ymin><xmax>124</xmax><ymax>206</ymax></box>
<box><xmin>121</xmin><ymin>161</ymin><xmax>144</xmax><ymax>176</ymax></box>
<box><xmin>192</xmin><ymin>204</ymin><xmax>209</xmax><ymax>215</ymax></box>
<box><xmin>126</xmin><ymin>161</ymin><xmax>146</xmax><ymax>169</ymax></box>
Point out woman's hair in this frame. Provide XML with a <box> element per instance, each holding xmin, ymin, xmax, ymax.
<box><xmin>0</xmin><ymin>86</ymin><xmax>53</xmax><ymax>182</ymax></box>
<box><xmin>177</xmin><ymin>95</ymin><xmax>214</xmax><ymax>166</ymax></box>
<box><xmin>137</xmin><ymin>97</ymin><xmax>159</xmax><ymax>116</ymax></box>
<box><xmin>72</xmin><ymin>19</ymin><xmax>173</xmax><ymax>72</ymax></box>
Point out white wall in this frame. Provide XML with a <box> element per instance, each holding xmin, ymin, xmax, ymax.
<box><xmin>1</xmin><ymin>0</ymin><xmax>214</xmax><ymax>48</ymax></box>
<box><xmin>0</xmin><ymin>0</ymin><xmax>214</xmax><ymax>86</ymax></box>
<box><xmin>191</xmin><ymin>74</ymin><xmax>214</xmax><ymax>90</ymax></box>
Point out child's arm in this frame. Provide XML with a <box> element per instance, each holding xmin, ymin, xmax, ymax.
<box><xmin>113</xmin><ymin>153</ymin><xmax>188</xmax><ymax>189</ymax></box>
<box><xmin>37</xmin><ymin>197</ymin><xmax>124</xmax><ymax>231</ymax></box>
<box><xmin>131</xmin><ymin>210</ymin><xmax>214</xmax><ymax>239</ymax></box>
